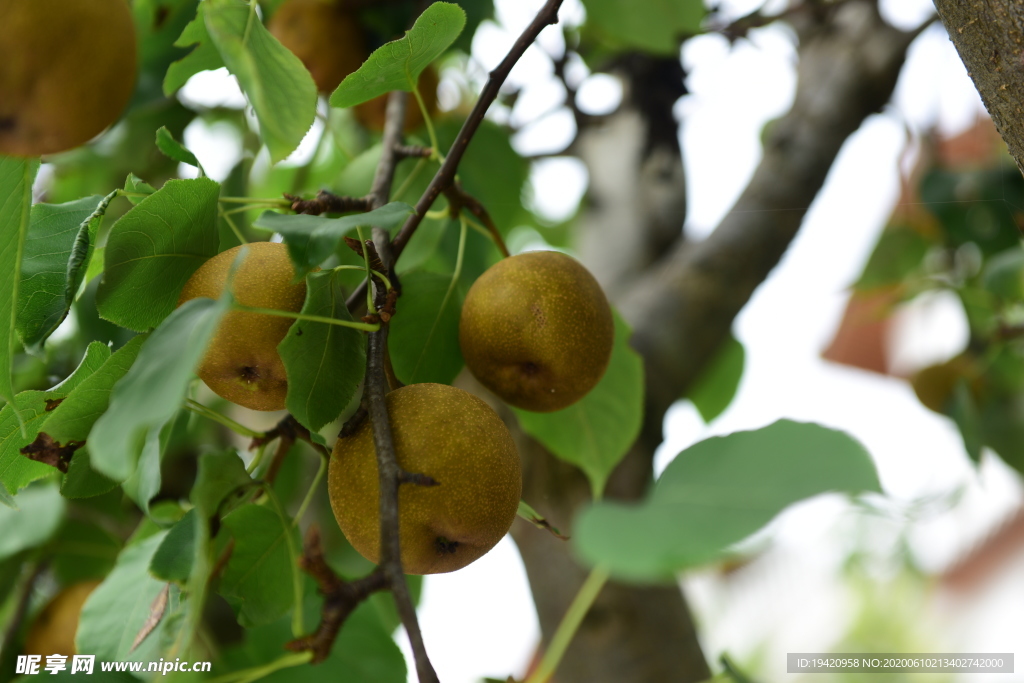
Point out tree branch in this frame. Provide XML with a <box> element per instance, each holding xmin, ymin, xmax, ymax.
<box><xmin>932</xmin><ymin>0</ymin><xmax>1024</xmax><ymax>174</ymax></box>
<box><xmin>389</xmin><ymin>0</ymin><xmax>564</xmax><ymax>258</ymax></box>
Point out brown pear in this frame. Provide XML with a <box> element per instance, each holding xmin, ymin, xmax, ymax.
<box><xmin>178</xmin><ymin>242</ymin><xmax>306</xmax><ymax>412</ymax></box>
<box><xmin>0</xmin><ymin>0</ymin><xmax>137</xmax><ymax>156</ymax></box>
<box><xmin>268</xmin><ymin>0</ymin><xmax>367</xmax><ymax>94</ymax></box>
<box><xmin>459</xmin><ymin>251</ymin><xmax>614</xmax><ymax>412</ymax></box>
<box><xmin>329</xmin><ymin>383</ymin><xmax>521</xmax><ymax>574</ymax></box>
<box><xmin>23</xmin><ymin>580</ymin><xmax>101</xmax><ymax>658</ymax></box>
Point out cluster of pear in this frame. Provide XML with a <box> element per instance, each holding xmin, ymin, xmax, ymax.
<box><xmin>268</xmin><ymin>0</ymin><xmax>439</xmax><ymax>131</ymax></box>
<box><xmin>179</xmin><ymin>242</ymin><xmax>613</xmax><ymax>574</ymax></box>
<box><xmin>0</xmin><ymin>0</ymin><xmax>137</xmax><ymax>157</ymax></box>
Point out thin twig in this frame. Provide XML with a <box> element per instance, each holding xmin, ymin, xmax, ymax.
<box><xmin>443</xmin><ymin>184</ymin><xmax>511</xmax><ymax>257</ymax></box>
<box><xmin>346</xmin><ymin>0</ymin><xmax>565</xmax><ymax>312</ymax></box>
<box><xmin>286</xmin><ymin>191</ymin><xmax>373</xmax><ymax>216</ymax></box>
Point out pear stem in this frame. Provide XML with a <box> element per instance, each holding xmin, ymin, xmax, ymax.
<box><xmin>232</xmin><ymin>304</ymin><xmax>380</xmax><ymax>332</ymax></box>
<box><xmin>184</xmin><ymin>398</ymin><xmax>264</xmax><ymax>439</ymax></box>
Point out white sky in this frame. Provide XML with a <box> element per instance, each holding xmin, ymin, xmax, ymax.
<box><xmin>175</xmin><ymin>0</ymin><xmax>1024</xmax><ymax>679</ymax></box>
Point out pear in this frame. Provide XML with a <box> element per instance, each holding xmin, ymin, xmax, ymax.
<box><xmin>178</xmin><ymin>242</ymin><xmax>306</xmax><ymax>412</ymax></box>
<box><xmin>459</xmin><ymin>251</ymin><xmax>614</xmax><ymax>412</ymax></box>
<box><xmin>268</xmin><ymin>0</ymin><xmax>367</xmax><ymax>94</ymax></box>
<box><xmin>328</xmin><ymin>383</ymin><xmax>521</xmax><ymax>574</ymax></box>
<box><xmin>23</xmin><ymin>580</ymin><xmax>101</xmax><ymax>658</ymax></box>
<box><xmin>0</xmin><ymin>0</ymin><xmax>137</xmax><ymax>157</ymax></box>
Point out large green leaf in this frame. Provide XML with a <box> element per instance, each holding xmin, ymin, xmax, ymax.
<box><xmin>0</xmin><ymin>343</ymin><xmax>112</xmax><ymax>496</ymax></box>
<box><xmin>514</xmin><ymin>313</ymin><xmax>643</xmax><ymax>498</ymax></box>
<box><xmin>574</xmin><ymin>421</ymin><xmax>882</xmax><ymax>582</ymax></box>
<box><xmin>687</xmin><ymin>335</ymin><xmax>745</xmax><ymax>423</ymax></box>
<box><xmin>89</xmin><ymin>297</ymin><xmax>229</xmax><ymax>482</ymax></box>
<box><xmin>204</xmin><ymin>0</ymin><xmax>318</xmax><ymax>162</ymax></box>
<box><xmin>96</xmin><ymin>177</ymin><xmax>220</xmax><ymax>332</ymax></box>
<box><xmin>0</xmin><ymin>157</ymin><xmax>38</xmax><ymax>415</ymax></box>
<box><xmin>279</xmin><ymin>271</ymin><xmax>365</xmax><ymax>434</ymax></box>
<box><xmin>0</xmin><ymin>484</ymin><xmax>65</xmax><ymax>560</ymax></box>
<box><xmin>16</xmin><ymin>195</ymin><xmax>105</xmax><ymax>352</ymax></box>
<box><xmin>217</xmin><ymin>503</ymin><xmax>301</xmax><ymax>627</ymax></box>
<box><xmin>581</xmin><ymin>0</ymin><xmax>705</xmax><ymax>54</ymax></box>
<box><xmin>330</xmin><ymin>2</ymin><xmax>466</xmax><ymax>109</ymax></box>
<box><xmin>77</xmin><ymin>531</ymin><xmax>170</xmax><ymax>662</ymax></box>
<box><xmin>150</xmin><ymin>508</ymin><xmax>197</xmax><ymax>582</ymax></box>
<box><xmin>164</xmin><ymin>4</ymin><xmax>225</xmax><ymax>95</ymax></box>
<box><xmin>387</xmin><ymin>270</ymin><xmax>464</xmax><ymax>385</ymax></box>
<box><xmin>253</xmin><ymin>202</ymin><xmax>413</xmax><ymax>276</ymax></box>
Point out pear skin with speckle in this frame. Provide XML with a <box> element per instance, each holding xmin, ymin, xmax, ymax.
<box><xmin>329</xmin><ymin>383</ymin><xmax>521</xmax><ymax>574</ymax></box>
<box><xmin>178</xmin><ymin>242</ymin><xmax>306</xmax><ymax>411</ymax></box>
<box><xmin>0</xmin><ymin>0</ymin><xmax>136</xmax><ymax>156</ymax></box>
<box><xmin>459</xmin><ymin>251</ymin><xmax>614</xmax><ymax>412</ymax></box>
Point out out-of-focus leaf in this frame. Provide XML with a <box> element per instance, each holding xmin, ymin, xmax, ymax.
<box><xmin>575</xmin><ymin>421</ymin><xmax>881</xmax><ymax>582</ymax></box>
<box><xmin>687</xmin><ymin>335</ymin><xmax>745</xmax><ymax>423</ymax></box>
<box><xmin>77</xmin><ymin>531</ymin><xmax>170</xmax><ymax>662</ymax></box>
<box><xmin>920</xmin><ymin>167</ymin><xmax>1024</xmax><ymax>256</ymax></box>
<box><xmin>0</xmin><ymin>484</ymin><xmax>65</xmax><ymax>561</ymax></box>
<box><xmin>89</xmin><ymin>297</ymin><xmax>229</xmax><ymax>482</ymax></box>
<box><xmin>581</xmin><ymin>0</ymin><xmax>704</xmax><ymax>54</ymax></box>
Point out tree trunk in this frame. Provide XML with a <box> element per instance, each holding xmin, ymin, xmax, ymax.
<box><xmin>932</xmin><ymin>0</ymin><xmax>1024</xmax><ymax>174</ymax></box>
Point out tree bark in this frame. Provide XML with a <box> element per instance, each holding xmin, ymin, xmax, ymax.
<box><xmin>503</xmin><ymin>3</ymin><xmax>928</xmax><ymax>682</ymax></box>
<box><xmin>932</xmin><ymin>0</ymin><xmax>1024</xmax><ymax>175</ymax></box>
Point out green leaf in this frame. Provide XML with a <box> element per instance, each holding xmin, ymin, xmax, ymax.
<box><xmin>581</xmin><ymin>0</ymin><xmax>704</xmax><ymax>54</ymax></box>
<box><xmin>46</xmin><ymin>335</ymin><xmax>147</xmax><ymax>446</ymax></box>
<box><xmin>121</xmin><ymin>417</ymin><xmax>173</xmax><ymax>514</ymax></box>
<box><xmin>514</xmin><ymin>312</ymin><xmax>643</xmax><ymax>498</ymax></box>
<box><xmin>253</xmin><ymin>202</ymin><xmax>413</xmax><ymax>276</ymax></box>
<box><xmin>218</xmin><ymin>503</ymin><xmax>301</xmax><ymax>626</ymax></box>
<box><xmin>124</xmin><ymin>173</ymin><xmax>157</xmax><ymax>204</ymax></box>
<box><xmin>151</xmin><ymin>508</ymin><xmax>197</xmax><ymax>582</ymax></box>
<box><xmin>0</xmin><ymin>342</ymin><xmax>111</xmax><ymax>496</ymax></box>
<box><xmin>89</xmin><ymin>297</ymin><xmax>230</xmax><ymax>482</ymax></box>
<box><xmin>279</xmin><ymin>271</ymin><xmax>365</xmax><ymax>433</ymax></box>
<box><xmin>687</xmin><ymin>335</ymin><xmax>745</xmax><ymax>423</ymax></box>
<box><xmin>51</xmin><ymin>518</ymin><xmax>122</xmax><ymax>583</ymax></box>
<box><xmin>164</xmin><ymin>4</ymin><xmax>225</xmax><ymax>95</ymax></box>
<box><xmin>387</xmin><ymin>270</ymin><xmax>464</xmax><ymax>385</ymax></box>
<box><xmin>77</xmin><ymin>531</ymin><xmax>170</xmax><ymax>661</ymax></box>
<box><xmin>0</xmin><ymin>483</ymin><xmax>65</xmax><ymax>561</ymax></box>
<box><xmin>574</xmin><ymin>420</ymin><xmax>882</xmax><ymax>582</ymax></box>
<box><xmin>96</xmin><ymin>177</ymin><xmax>220</xmax><ymax>332</ymax></box>
<box><xmin>60</xmin><ymin>449</ymin><xmax>119</xmax><ymax>499</ymax></box>
<box><xmin>191</xmin><ymin>449</ymin><xmax>252</xmax><ymax>520</ymax></box>
<box><xmin>0</xmin><ymin>157</ymin><xmax>38</xmax><ymax>416</ymax></box>
<box><xmin>16</xmin><ymin>195</ymin><xmax>105</xmax><ymax>352</ymax></box>
<box><xmin>854</xmin><ymin>225</ymin><xmax>931</xmax><ymax>292</ymax></box>
<box><xmin>330</xmin><ymin>2</ymin><xmax>466</xmax><ymax>109</ymax></box>
<box><xmin>156</xmin><ymin>126</ymin><xmax>202</xmax><ymax>171</ymax></box>
<box><xmin>204</xmin><ymin>0</ymin><xmax>317</xmax><ymax>162</ymax></box>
